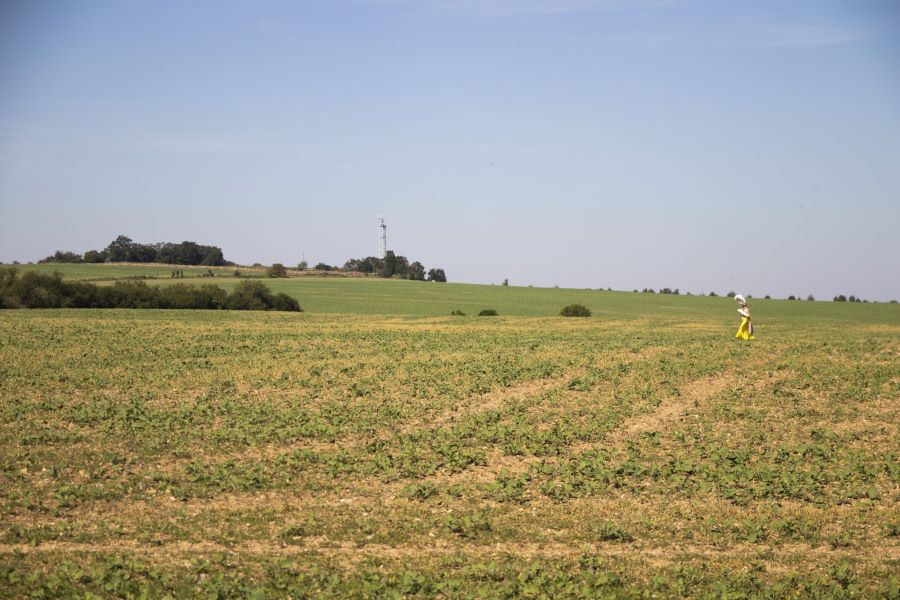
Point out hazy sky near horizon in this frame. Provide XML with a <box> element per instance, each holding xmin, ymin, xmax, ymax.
<box><xmin>2</xmin><ymin>0</ymin><xmax>899</xmax><ymax>299</ymax></box>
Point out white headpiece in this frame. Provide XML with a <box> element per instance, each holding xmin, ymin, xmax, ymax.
<box><xmin>734</xmin><ymin>294</ymin><xmax>746</xmax><ymax>304</ymax></box>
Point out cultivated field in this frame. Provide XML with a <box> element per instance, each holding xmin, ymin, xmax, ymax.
<box><xmin>14</xmin><ymin>263</ymin><xmax>264</xmax><ymax>281</ymax></box>
<box><xmin>1</xmin><ymin>272</ymin><xmax>898</xmax><ymax>597</ymax></box>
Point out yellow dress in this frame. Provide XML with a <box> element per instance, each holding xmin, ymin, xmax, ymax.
<box><xmin>735</xmin><ymin>307</ymin><xmax>754</xmax><ymax>340</ymax></box>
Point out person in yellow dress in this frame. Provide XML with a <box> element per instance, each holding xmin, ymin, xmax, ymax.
<box><xmin>734</xmin><ymin>294</ymin><xmax>754</xmax><ymax>340</ymax></box>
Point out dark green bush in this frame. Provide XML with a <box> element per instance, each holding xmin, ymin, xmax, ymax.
<box><xmin>450</xmin><ymin>310</ymin><xmax>466</xmax><ymax>316</ymax></box>
<box><xmin>161</xmin><ymin>283</ymin><xmax>228</xmax><ymax>309</ymax></box>
<box><xmin>272</xmin><ymin>293</ymin><xmax>302</xmax><ymax>312</ymax></box>
<box><xmin>478</xmin><ymin>309</ymin><xmax>498</xmax><ymax>316</ymax></box>
<box><xmin>560</xmin><ymin>304</ymin><xmax>591</xmax><ymax>317</ymax></box>
<box><xmin>0</xmin><ymin>267</ymin><xmax>301</xmax><ymax>312</ymax></box>
<box><xmin>226</xmin><ymin>280</ymin><xmax>275</xmax><ymax>310</ymax></box>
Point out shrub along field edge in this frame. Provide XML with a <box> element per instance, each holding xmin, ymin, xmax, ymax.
<box><xmin>0</xmin><ymin>267</ymin><xmax>301</xmax><ymax>312</ymax></box>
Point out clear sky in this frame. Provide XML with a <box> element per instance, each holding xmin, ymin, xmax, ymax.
<box><xmin>2</xmin><ymin>0</ymin><xmax>899</xmax><ymax>300</ymax></box>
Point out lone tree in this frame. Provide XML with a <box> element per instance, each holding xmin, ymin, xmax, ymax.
<box><xmin>408</xmin><ymin>261</ymin><xmax>426</xmax><ymax>281</ymax></box>
<box><xmin>427</xmin><ymin>268</ymin><xmax>447</xmax><ymax>282</ymax></box>
<box><xmin>105</xmin><ymin>235</ymin><xmax>134</xmax><ymax>262</ymax></box>
<box><xmin>267</xmin><ymin>263</ymin><xmax>288</xmax><ymax>278</ymax></box>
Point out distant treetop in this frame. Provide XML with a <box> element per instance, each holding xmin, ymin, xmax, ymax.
<box><xmin>343</xmin><ymin>251</ymin><xmax>445</xmax><ymax>282</ymax></box>
<box><xmin>39</xmin><ymin>235</ymin><xmax>230</xmax><ymax>267</ymax></box>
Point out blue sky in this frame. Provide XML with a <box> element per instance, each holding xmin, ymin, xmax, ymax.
<box><xmin>1</xmin><ymin>0</ymin><xmax>899</xmax><ymax>299</ymax></box>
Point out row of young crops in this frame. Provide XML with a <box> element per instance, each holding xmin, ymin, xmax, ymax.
<box><xmin>1</xmin><ymin>305</ymin><xmax>898</xmax><ymax>597</ymax></box>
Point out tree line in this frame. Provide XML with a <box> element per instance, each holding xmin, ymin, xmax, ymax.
<box><xmin>0</xmin><ymin>268</ymin><xmax>300</xmax><ymax>312</ymax></box>
<box><xmin>39</xmin><ymin>235</ymin><xmax>229</xmax><ymax>266</ymax></box>
<box><xmin>39</xmin><ymin>236</ymin><xmax>449</xmax><ymax>282</ymax></box>
<box><xmin>632</xmin><ymin>289</ymin><xmax>884</xmax><ymax>302</ymax></box>
<box><xmin>339</xmin><ymin>251</ymin><xmax>446</xmax><ymax>282</ymax></box>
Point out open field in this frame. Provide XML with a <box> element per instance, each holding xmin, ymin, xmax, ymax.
<box><xmin>1</xmin><ymin>277</ymin><xmax>899</xmax><ymax>597</ymax></box>
<box><xmin>13</xmin><ymin>263</ymin><xmax>268</xmax><ymax>281</ymax></box>
<box><xmin>11</xmin><ymin>262</ymin><xmax>900</xmax><ymax>319</ymax></box>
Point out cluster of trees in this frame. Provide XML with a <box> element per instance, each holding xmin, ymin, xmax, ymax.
<box><xmin>0</xmin><ymin>268</ymin><xmax>300</xmax><ymax>312</ymax></box>
<box><xmin>39</xmin><ymin>251</ymin><xmax>84</xmax><ymax>263</ymax></box>
<box><xmin>633</xmin><ymin>290</ymin><xmax>803</xmax><ymax>300</ymax></box>
<box><xmin>294</xmin><ymin>262</ymin><xmax>354</xmax><ymax>274</ymax></box>
<box><xmin>342</xmin><ymin>251</ymin><xmax>446</xmax><ymax>282</ymax></box>
<box><xmin>427</xmin><ymin>268</ymin><xmax>447</xmax><ymax>283</ymax></box>
<box><xmin>39</xmin><ymin>236</ymin><xmax>229</xmax><ymax>266</ymax></box>
<box><xmin>833</xmin><ymin>295</ymin><xmax>867</xmax><ymax>303</ymax></box>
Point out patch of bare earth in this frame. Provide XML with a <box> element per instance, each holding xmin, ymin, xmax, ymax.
<box><xmin>2</xmin><ymin>538</ymin><xmax>897</xmax><ymax>565</ymax></box>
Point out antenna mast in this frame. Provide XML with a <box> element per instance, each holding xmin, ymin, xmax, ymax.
<box><xmin>378</xmin><ymin>215</ymin><xmax>387</xmax><ymax>259</ymax></box>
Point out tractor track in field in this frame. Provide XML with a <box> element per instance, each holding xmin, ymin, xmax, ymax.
<box><xmin>177</xmin><ymin>346</ymin><xmax>671</xmax><ymax>466</ymax></box>
<box><xmin>570</xmin><ymin>348</ymin><xmax>789</xmax><ymax>453</ymax></box>
<box><xmin>397</xmin><ymin>346</ymin><xmax>668</xmax><ymax>435</ymax></box>
<box><xmin>1</xmin><ymin>538</ymin><xmax>897</xmax><ymax>567</ymax></box>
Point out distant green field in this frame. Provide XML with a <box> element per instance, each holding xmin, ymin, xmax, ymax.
<box><xmin>19</xmin><ymin>261</ymin><xmax>900</xmax><ymax>324</ymax></box>
<box><xmin>12</xmin><ymin>262</ymin><xmax>264</xmax><ymax>280</ymax></box>
<box><xmin>218</xmin><ymin>277</ymin><xmax>900</xmax><ymax>324</ymax></box>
